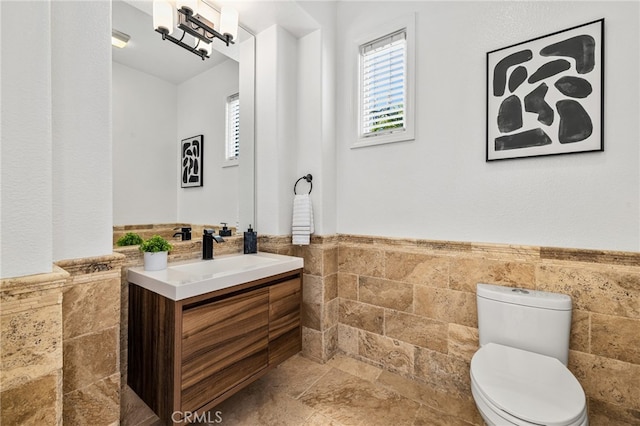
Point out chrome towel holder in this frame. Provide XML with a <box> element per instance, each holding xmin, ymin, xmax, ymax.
<box><xmin>294</xmin><ymin>174</ymin><xmax>313</xmax><ymax>194</ymax></box>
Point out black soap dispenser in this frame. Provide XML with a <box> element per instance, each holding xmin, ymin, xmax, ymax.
<box><xmin>244</xmin><ymin>225</ymin><xmax>257</xmax><ymax>254</ymax></box>
<box><xmin>219</xmin><ymin>222</ymin><xmax>232</xmax><ymax>237</ymax></box>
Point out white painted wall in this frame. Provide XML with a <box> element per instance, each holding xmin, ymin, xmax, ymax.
<box><xmin>252</xmin><ymin>3</ymin><xmax>337</xmax><ymax>238</ymax></box>
<box><xmin>177</xmin><ymin>59</ymin><xmax>239</xmax><ymax>226</ymax></box>
<box><xmin>238</xmin><ymin>37</ymin><xmax>257</xmax><ymax>233</ymax></box>
<box><xmin>1</xmin><ymin>0</ymin><xmax>113</xmax><ymax>277</ymax></box>
<box><xmin>51</xmin><ymin>1</ymin><xmax>113</xmax><ymax>262</ymax></box>
<box><xmin>112</xmin><ymin>62</ymin><xmax>177</xmax><ymax>225</ymax></box>
<box><xmin>335</xmin><ymin>1</ymin><xmax>640</xmax><ymax>251</ymax></box>
<box><xmin>296</xmin><ymin>26</ymin><xmax>338</xmax><ymax>236</ymax></box>
<box><xmin>0</xmin><ymin>1</ymin><xmax>53</xmax><ymax>278</ymax></box>
<box><xmin>320</xmin><ymin>24</ymin><xmax>338</xmax><ymax>236</ymax></box>
<box><xmin>297</xmin><ymin>31</ymin><xmax>324</xmax><ymax>229</ymax></box>
<box><xmin>297</xmin><ymin>0</ymin><xmax>338</xmax><ymax>233</ymax></box>
<box><xmin>255</xmin><ymin>25</ymin><xmax>299</xmax><ymax>235</ymax></box>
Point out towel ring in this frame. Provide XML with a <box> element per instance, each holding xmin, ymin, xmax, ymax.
<box><xmin>294</xmin><ymin>174</ymin><xmax>313</xmax><ymax>194</ymax></box>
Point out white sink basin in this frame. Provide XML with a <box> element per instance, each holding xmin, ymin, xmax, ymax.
<box><xmin>128</xmin><ymin>252</ymin><xmax>303</xmax><ymax>300</ymax></box>
<box><xmin>170</xmin><ymin>254</ymin><xmax>278</xmax><ymax>275</ymax></box>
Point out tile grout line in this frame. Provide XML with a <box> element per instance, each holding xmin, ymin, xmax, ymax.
<box><xmin>293</xmin><ymin>365</ymin><xmax>335</xmax><ymax>401</ymax></box>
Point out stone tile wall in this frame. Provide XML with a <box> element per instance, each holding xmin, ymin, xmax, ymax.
<box><xmin>55</xmin><ymin>254</ymin><xmax>125</xmax><ymax>425</ymax></box>
<box><xmin>113</xmin><ymin>223</ymin><xmax>237</xmax><ymax>246</ymax></box>
<box><xmin>335</xmin><ymin>234</ymin><xmax>640</xmax><ymax>425</ymax></box>
<box><xmin>0</xmin><ymin>267</ymin><xmax>68</xmax><ymax>425</ymax></box>
<box><xmin>259</xmin><ymin>235</ymin><xmax>339</xmax><ymax>363</ymax></box>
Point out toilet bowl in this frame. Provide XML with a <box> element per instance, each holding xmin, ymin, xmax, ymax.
<box><xmin>470</xmin><ymin>343</ymin><xmax>588</xmax><ymax>426</ymax></box>
<box><xmin>471</xmin><ymin>283</ymin><xmax>588</xmax><ymax>426</ymax></box>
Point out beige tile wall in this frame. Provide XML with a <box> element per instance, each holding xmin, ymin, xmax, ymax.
<box><xmin>113</xmin><ymin>223</ymin><xmax>237</xmax><ymax>246</ymax></box>
<box><xmin>335</xmin><ymin>234</ymin><xmax>640</xmax><ymax>425</ymax></box>
<box><xmin>0</xmin><ymin>267</ymin><xmax>68</xmax><ymax>425</ymax></box>
<box><xmin>55</xmin><ymin>253</ymin><xmax>125</xmax><ymax>425</ymax></box>
<box><xmin>1</xmin><ymin>253</ymin><xmax>128</xmax><ymax>426</ymax></box>
<box><xmin>259</xmin><ymin>235</ymin><xmax>339</xmax><ymax>363</ymax></box>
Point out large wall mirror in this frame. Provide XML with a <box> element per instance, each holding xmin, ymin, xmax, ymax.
<box><xmin>112</xmin><ymin>0</ymin><xmax>255</xmax><ymax>233</ymax></box>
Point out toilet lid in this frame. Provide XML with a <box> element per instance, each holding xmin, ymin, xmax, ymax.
<box><xmin>471</xmin><ymin>343</ymin><xmax>586</xmax><ymax>426</ymax></box>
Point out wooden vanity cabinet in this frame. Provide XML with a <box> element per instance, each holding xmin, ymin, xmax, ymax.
<box><xmin>128</xmin><ymin>269</ymin><xmax>302</xmax><ymax>425</ymax></box>
<box><xmin>269</xmin><ymin>277</ymin><xmax>303</xmax><ymax>365</ymax></box>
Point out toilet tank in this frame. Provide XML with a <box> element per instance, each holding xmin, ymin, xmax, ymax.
<box><xmin>476</xmin><ymin>283</ymin><xmax>572</xmax><ymax>365</ymax></box>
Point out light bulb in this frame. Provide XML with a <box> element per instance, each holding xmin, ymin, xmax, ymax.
<box><xmin>220</xmin><ymin>6</ymin><xmax>238</xmax><ymax>41</ymax></box>
<box><xmin>196</xmin><ymin>1</ymin><xmax>220</xmax><ymax>30</ymax></box>
<box><xmin>153</xmin><ymin>0</ymin><xmax>174</xmax><ymax>34</ymax></box>
<box><xmin>112</xmin><ymin>30</ymin><xmax>130</xmax><ymax>48</ymax></box>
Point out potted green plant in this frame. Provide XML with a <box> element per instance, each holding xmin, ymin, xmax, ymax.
<box><xmin>116</xmin><ymin>232</ymin><xmax>143</xmax><ymax>247</ymax></box>
<box><xmin>139</xmin><ymin>235</ymin><xmax>173</xmax><ymax>271</ymax></box>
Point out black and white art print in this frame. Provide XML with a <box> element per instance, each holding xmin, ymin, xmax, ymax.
<box><xmin>181</xmin><ymin>135</ymin><xmax>203</xmax><ymax>188</ymax></box>
<box><xmin>487</xmin><ymin>19</ymin><xmax>604</xmax><ymax>161</ymax></box>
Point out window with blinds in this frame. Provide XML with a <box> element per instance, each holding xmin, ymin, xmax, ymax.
<box><xmin>360</xmin><ymin>29</ymin><xmax>407</xmax><ymax>138</ymax></box>
<box><xmin>225</xmin><ymin>93</ymin><xmax>240</xmax><ymax>162</ymax></box>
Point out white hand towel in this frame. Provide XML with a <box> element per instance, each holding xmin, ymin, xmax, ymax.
<box><xmin>292</xmin><ymin>194</ymin><xmax>314</xmax><ymax>245</ymax></box>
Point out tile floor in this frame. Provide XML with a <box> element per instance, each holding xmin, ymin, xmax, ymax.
<box><xmin>121</xmin><ymin>354</ymin><xmax>479</xmax><ymax>426</ymax></box>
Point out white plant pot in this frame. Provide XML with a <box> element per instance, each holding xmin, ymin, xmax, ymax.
<box><xmin>144</xmin><ymin>251</ymin><xmax>168</xmax><ymax>271</ymax></box>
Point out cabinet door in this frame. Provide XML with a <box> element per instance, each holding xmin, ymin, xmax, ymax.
<box><xmin>269</xmin><ymin>277</ymin><xmax>302</xmax><ymax>364</ymax></box>
<box><xmin>181</xmin><ymin>287</ymin><xmax>269</xmax><ymax>412</ymax></box>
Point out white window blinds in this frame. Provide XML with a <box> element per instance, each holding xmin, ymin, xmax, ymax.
<box><xmin>225</xmin><ymin>93</ymin><xmax>240</xmax><ymax>160</ymax></box>
<box><xmin>360</xmin><ymin>29</ymin><xmax>406</xmax><ymax>138</ymax></box>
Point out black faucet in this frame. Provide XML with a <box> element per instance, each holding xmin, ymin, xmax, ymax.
<box><xmin>203</xmin><ymin>229</ymin><xmax>224</xmax><ymax>260</ymax></box>
<box><xmin>173</xmin><ymin>227</ymin><xmax>192</xmax><ymax>241</ymax></box>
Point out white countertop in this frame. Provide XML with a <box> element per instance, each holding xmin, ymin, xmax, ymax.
<box><xmin>128</xmin><ymin>252</ymin><xmax>304</xmax><ymax>301</ymax></box>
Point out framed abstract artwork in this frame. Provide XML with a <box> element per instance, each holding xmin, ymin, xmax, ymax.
<box><xmin>487</xmin><ymin>19</ymin><xmax>604</xmax><ymax>161</ymax></box>
<box><xmin>181</xmin><ymin>135</ymin><xmax>203</xmax><ymax>188</ymax></box>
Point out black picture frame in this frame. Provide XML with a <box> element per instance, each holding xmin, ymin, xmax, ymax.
<box><xmin>181</xmin><ymin>135</ymin><xmax>203</xmax><ymax>188</ymax></box>
<box><xmin>486</xmin><ymin>19</ymin><xmax>604</xmax><ymax>161</ymax></box>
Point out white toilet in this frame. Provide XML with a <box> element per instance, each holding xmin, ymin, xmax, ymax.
<box><xmin>470</xmin><ymin>283</ymin><xmax>588</xmax><ymax>426</ymax></box>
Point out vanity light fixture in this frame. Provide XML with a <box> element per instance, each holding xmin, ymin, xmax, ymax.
<box><xmin>152</xmin><ymin>0</ymin><xmax>238</xmax><ymax>60</ymax></box>
<box><xmin>111</xmin><ymin>29</ymin><xmax>130</xmax><ymax>48</ymax></box>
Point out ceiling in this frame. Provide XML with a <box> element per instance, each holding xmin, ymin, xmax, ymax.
<box><xmin>112</xmin><ymin>0</ymin><xmax>323</xmax><ymax>85</ymax></box>
<box><xmin>112</xmin><ymin>0</ymin><xmax>237</xmax><ymax>84</ymax></box>
<box><xmin>219</xmin><ymin>0</ymin><xmax>324</xmax><ymax>38</ymax></box>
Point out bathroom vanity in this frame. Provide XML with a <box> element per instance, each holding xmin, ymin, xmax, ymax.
<box><xmin>127</xmin><ymin>253</ymin><xmax>303</xmax><ymax>425</ymax></box>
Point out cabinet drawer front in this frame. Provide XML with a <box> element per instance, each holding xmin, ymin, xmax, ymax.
<box><xmin>181</xmin><ymin>288</ymin><xmax>269</xmax><ymax>393</ymax></box>
<box><xmin>181</xmin><ymin>349</ymin><xmax>268</xmax><ymax>412</ymax></box>
<box><xmin>182</xmin><ymin>288</ymin><xmax>269</xmax><ymax>359</ymax></box>
<box><xmin>269</xmin><ymin>327</ymin><xmax>301</xmax><ymax>365</ymax></box>
<box><xmin>269</xmin><ymin>278</ymin><xmax>301</xmax><ymax>340</ymax></box>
